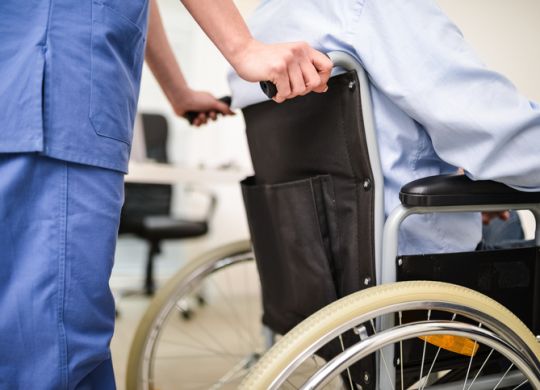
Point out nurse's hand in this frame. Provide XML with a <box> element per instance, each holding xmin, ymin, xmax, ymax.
<box><xmin>230</xmin><ymin>39</ymin><xmax>332</xmax><ymax>103</ymax></box>
<box><xmin>170</xmin><ymin>89</ymin><xmax>234</xmax><ymax>127</ymax></box>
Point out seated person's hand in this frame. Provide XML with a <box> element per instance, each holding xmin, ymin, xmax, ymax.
<box><xmin>456</xmin><ymin>168</ymin><xmax>512</xmax><ymax>226</ymax></box>
<box><xmin>169</xmin><ymin>88</ymin><xmax>234</xmax><ymax>127</ymax></box>
<box><xmin>482</xmin><ymin>211</ymin><xmax>510</xmax><ymax>225</ymax></box>
<box><xmin>230</xmin><ymin>39</ymin><xmax>333</xmax><ymax>103</ymax></box>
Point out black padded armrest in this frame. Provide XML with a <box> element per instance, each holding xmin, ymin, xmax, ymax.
<box><xmin>400</xmin><ymin>174</ymin><xmax>540</xmax><ymax>207</ymax></box>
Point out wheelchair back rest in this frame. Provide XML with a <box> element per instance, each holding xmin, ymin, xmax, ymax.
<box><xmin>241</xmin><ymin>71</ymin><xmax>378</xmax><ymax>335</ymax></box>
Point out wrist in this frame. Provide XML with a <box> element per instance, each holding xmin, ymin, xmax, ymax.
<box><xmin>165</xmin><ymin>82</ymin><xmax>192</xmax><ymax>105</ymax></box>
<box><xmin>226</xmin><ymin>35</ymin><xmax>256</xmax><ymax>70</ymax></box>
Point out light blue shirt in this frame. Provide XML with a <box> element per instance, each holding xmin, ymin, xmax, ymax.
<box><xmin>0</xmin><ymin>0</ymin><xmax>149</xmax><ymax>173</ymax></box>
<box><xmin>228</xmin><ymin>0</ymin><xmax>540</xmax><ymax>254</ymax></box>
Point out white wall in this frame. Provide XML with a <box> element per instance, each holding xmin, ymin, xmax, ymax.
<box><xmin>438</xmin><ymin>0</ymin><xmax>540</xmax><ymax>101</ymax></box>
<box><xmin>137</xmin><ymin>0</ymin><xmax>540</xmax><ymax>259</ymax></box>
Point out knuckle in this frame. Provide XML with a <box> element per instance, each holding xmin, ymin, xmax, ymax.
<box><xmin>293</xmin><ymin>87</ymin><xmax>305</xmax><ymax>96</ymax></box>
<box><xmin>272</xmin><ymin>61</ymin><xmax>287</xmax><ymax>73</ymax></box>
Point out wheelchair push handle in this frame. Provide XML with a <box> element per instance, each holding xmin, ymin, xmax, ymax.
<box><xmin>259</xmin><ymin>52</ymin><xmax>367</xmax><ymax>99</ymax></box>
<box><xmin>184</xmin><ymin>96</ymin><xmax>232</xmax><ymax>125</ymax></box>
<box><xmin>259</xmin><ymin>52</ymin><xmax>347</xmax><ymax>99</ymax></box>
<box><xmin>259</xmin><ymin>81</ymin><xmax>279</xmax><ymax>100</ymax></box>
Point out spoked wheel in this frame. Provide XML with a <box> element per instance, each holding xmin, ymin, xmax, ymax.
<box><xmin>240</xmin><ymin>281</ymin><xmax>540</xmax><ymax>390</ymax></box>
<box><xmin>127</xmin><ymin>240</ymin><xmax>266</xmax><ymax>390</ymax></box>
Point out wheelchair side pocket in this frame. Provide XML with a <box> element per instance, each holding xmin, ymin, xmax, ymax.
<box><xmin>241</xmin><ymin>175</ymin><xmax>339</xmax><ymax>334</ymax></box>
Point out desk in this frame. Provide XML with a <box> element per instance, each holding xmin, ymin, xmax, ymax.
<box><xmin>125</xmin><ymin>161</ymin><xmax>249</xmax><ymax>185</ymax></box>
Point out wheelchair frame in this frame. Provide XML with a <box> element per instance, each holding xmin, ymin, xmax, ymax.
<box><xmin>126</xmin><ymin>51</ymin><xmax>540</xmax><ymax>390</ymax></box>
<box><xmin>240</xmin><ymin>51</ymin><xmax>540</xmax><ymax>389</ymax></box>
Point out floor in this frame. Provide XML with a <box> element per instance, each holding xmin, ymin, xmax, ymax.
<box><xmin>109</xmin><ymin>237</ymin><xmax>261</xmax><ymax>390</ymax></box>
<box><xmin>111</xmin><ymin>295</ymin><xmax>150</xmax><ymax>390</ymax></box>
<box><xmin>110</xmin><ymin>237</ymin><xmax>185</xmax><ymax>390</ymax></box>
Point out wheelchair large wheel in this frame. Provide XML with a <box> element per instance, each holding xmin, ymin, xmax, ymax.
<box><xmin>126</xmin><ymin>240</ymin><xmax>265</xmax><ymax>390</ymax></box>
<box><xmin>241</xmin><ymin>281</ymin><xmax>540</xmax><ymax>389</ymax></box>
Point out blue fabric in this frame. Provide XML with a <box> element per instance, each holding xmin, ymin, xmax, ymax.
<box><xmin>0</xmin><ymin>0</ymin><xmax>150</xmax><ymax>173</ymax></box>
<box><xmin>479</xmin><ymin>211</ymin><xmax>535</xmax><ymax>250</ymax></box>
<box><xmin>228</xmin><ymin>0</ymin><xmax>540</xmax><ymax>254</ymax></box>
<box><xmin>0</xmin><ymin>153</ymin><xmax>123</xmax><ymax>389</ymax></box>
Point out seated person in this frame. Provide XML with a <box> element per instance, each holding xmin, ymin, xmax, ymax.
<box><xmin>228</xmin><ymin>0</ymin><xmax>540</xmax><ymax>254</ymax></box>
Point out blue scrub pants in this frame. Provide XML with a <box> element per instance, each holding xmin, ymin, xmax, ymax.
<box><xmin>0</xmin><ymin>153</ymin><xmax>123</xmax><ymax>389</ymax></box>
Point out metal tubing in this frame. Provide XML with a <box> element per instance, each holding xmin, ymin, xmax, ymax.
<box><xmin>299</xmin><ymin>321</ymin><xmax>540</xmax><ymax>390</ymax></box>
<box><xmin>382</xmin><ymin>202</ymin><xmax>540</xmax><ymax>285</ymax></box>
<box><xmin>329</xmin><ymin>51</ymin><xmax>385</xmax><ymax>286</ymax></box>
<box><xmin>426</xmin><ymin>371</ymin><xmax>525</xmax><ymax>390</ymax></box>
<box><xmin>266</xmin><ymin>299</ymin><xmax>540</xmax><ymax>389</ymax></box>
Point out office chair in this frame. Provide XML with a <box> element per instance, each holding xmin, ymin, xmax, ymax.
<box><xmin>119</xmin><ymin>113</ymin><xmax>217</xmax><ymax>295</ymax></box>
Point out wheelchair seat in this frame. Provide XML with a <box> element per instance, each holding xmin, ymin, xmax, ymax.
<box><xmin>401</xmin><ymin>173</ymin><xmax>540</xmax><ymax>207</ymax></box>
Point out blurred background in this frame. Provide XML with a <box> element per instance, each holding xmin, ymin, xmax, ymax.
<box><xmin>111</xmin><ymin>0</ymin><xmax>540</xmax><ymax>388</ymax></box>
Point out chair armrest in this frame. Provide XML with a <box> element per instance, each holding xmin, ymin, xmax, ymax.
<box><xmin>399</xmin><ymin>174</ymin><xmax>540</xmax><ymax>207</ymax></box>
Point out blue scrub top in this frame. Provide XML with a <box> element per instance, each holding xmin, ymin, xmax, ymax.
<box><xmin>0</xmin><ymin>0</ymin><xmax>150</xmax><ymax>173</ymax></box>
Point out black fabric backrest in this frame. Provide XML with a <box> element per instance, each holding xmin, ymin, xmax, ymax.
<box><xmin>141</xmin><ymin>113</ymin><xmax>169</xmax><ymax>163</ymax></box>
<box><xmin>242</xmin><ymin>71</ymin><xmax>377</xmax><ymax>387</ymax></box>
<box><xmin>243</xmin><ymin>70</ymin><xmax>376</xmax><ymax>305</ymax></box>
<box><xmin>119</xmin><ymin>113</ymin><xmax>172</xmax><ymax>235</ymax></box>
<box><xmin>244</xmin><ymin>71</ymin><xmax>373</xmax><ymax>186</ymax></box>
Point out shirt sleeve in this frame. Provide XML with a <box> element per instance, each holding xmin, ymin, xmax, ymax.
<box><xmin>349</xmin><ymin>0</ymin><xmax>540</xmax><ymax>191</ymax></box>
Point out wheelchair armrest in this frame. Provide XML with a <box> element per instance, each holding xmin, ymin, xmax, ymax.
<box><xmin>399</xmin><ymin>174</ymin><xmax>540</xmax><ymax>207</ymax></box>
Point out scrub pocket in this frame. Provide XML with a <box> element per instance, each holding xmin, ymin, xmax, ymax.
<box><xmin>241</xmin><ymin>175</ymin><xmax>340</xmax><ymax>334</ymax></box>
<box><xmin>89</xmin><ymin>0</ymin><xmax>146</xmax><ymax>145</ymax></box>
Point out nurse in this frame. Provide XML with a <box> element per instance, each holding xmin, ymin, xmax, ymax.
<box><xmin>0</xmin><ymin>0</ymin><xmax>332</xmax><ymax>389</ymax></box>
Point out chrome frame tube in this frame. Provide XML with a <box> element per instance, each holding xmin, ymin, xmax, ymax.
<box><xmin>329</xmin><ymin>51</ymin><xmax>385</xmax><ymax>287</ymax></box>
<box><xmin>426</xmin><ymin>371</ymin><xmax>525</xmax><ymax>390</ymax></box>
<box><xmin>382</xmin><ymin>203</ymin><xmax>540</xmax><ymax>285</ymax></box>
<box><xmin>266</xmin><ymin>300</ymin><xmax>540</xmax><ymax>389</ymax></box>
<box><xmin>329</xmin><ymin>51</ymin><xmax>389</xmax><ymax>388</ymax></box>
<box><xmin>300</xmin><ymin>321</ymin><xmax>540</xmax><ymax>390</ymax></box>
<box><xmin>380</xmin><ymin>202</ymin><xmax>540</xmax><ymax>389</ymax></box>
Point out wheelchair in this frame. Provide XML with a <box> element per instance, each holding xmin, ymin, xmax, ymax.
<box><xmin>125</xmin><ymin>239</ymin><xmax>267</xmax><ymax>390</ymax></box>
<box><xmin>238</xmin><ymin>52</ymin><xmax>540</xmax><ymax>389</ymax></box>
<box><xmin>126</xmin><ymin>51</ymin><xmax>540</xmax><ymax>389</ymax></box>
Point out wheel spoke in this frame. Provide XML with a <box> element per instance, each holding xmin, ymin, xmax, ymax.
<box><xmin>133</xmin><ymin>251</ymin><xmax>264</xmax><ymax>390</ymax></box>
<box><xmin>465</xmin><ymin>348</ymin><xmax>494</xmax><ymax>390</ymax></box>
<box><xmin>493</xmin><ymin>364</ymin><xmax>514</xmax><ymax>390</ymax></box>
<box><xmin>462</xmin><ymin>323</ymin><xmax>481</xmax><ymax>390</ymax></box>
<box><xmin>418</xmin><ymin>310</ymin><xmax>431</xmax><ymax>388</ymax></box>
<box><xmin>209</xmin><ymin>276</ymin><xmax>259</xmax><ymax>351</ymax></box>
<box><xmin>339</xmin><ymin>334</ymin><xmax>355</xmax><ymax>389</ymax></box>
<box><xmin>370</xmin><ymin>319</ymin><xmax>395</xmax><ymax>390</ymax></box>
<box><xmin>511</xmin><ymin>379</ymin><xmax>529</xmax><ymax>390</ymax></box>
<box><xmin>398</xmin><ymin>311</ymin><xmax>404</xmax><ymax>390</ymax></box>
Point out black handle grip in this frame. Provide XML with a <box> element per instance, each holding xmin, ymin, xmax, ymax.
<box><xmin>259</xmin><ymin>81</ymin><xmax>278</xmax><ymax>99</ymax></box>
<box><xmin>259</xmin><ymin>53</ymin><xmax>333</xmax><ymax>99</ymax></box>
<box><xmin>184</xmin><ymin>96</ymin><xmax>232</xmax><ymax>125</ymax></box>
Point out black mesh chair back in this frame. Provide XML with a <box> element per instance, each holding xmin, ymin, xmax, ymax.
<box><xmin>119</xmin><ymin>113</ymin><xmax>212</xmax><ymax>295</ymax></box>
<box><xmin>141</xmin><ymin>113</ymin><xmax>169</xmax><ymax>163</ymax></box>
